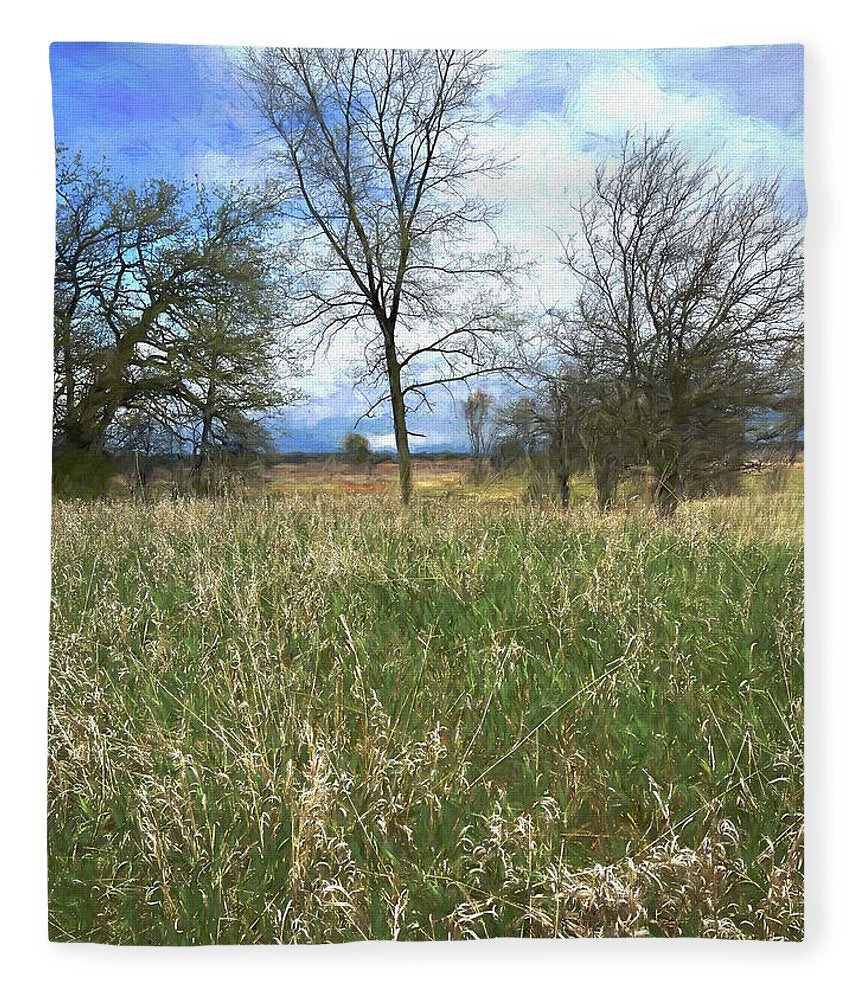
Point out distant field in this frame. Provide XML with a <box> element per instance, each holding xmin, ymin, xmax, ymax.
<box><xmin>49</xmin><ymin>478</ymin><xmax>803</xmax><ymax>942</ymax></box>
<box><xmin>268</xmin><ymin>458</ymin><xmax>477</xmax><ymax>496</ymax></box>
<box><xmin>267</xmin><ymin>458</ymin><xmax>804</xmax><ymax>508</ymax></box>
<box><xmin>114</xmin><ymin>455</ymin><xmax>804</xmax><ymax>511</ymax></box>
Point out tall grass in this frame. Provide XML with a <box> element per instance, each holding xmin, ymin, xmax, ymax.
<box><xmin>49</xmin><ymin>489</ymin><xmax>803</xmax><ymax>942</ymax></box>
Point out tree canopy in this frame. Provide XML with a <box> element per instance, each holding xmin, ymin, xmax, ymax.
<box><xmin>53</xmin><ymin>149</ymin><xmax>300</xmax><ymax>492</ymax></box>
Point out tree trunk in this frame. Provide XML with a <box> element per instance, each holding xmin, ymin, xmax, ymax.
<box><xmin>559</xmin><ymin>470</ymin><xmax>570</xmax><ymax>508</ymax></box>
<box><xmin>390</xmin><ymin>376</ymin><xmax>413</xmax><ymax>505</ymax></box>
<box><xmin>594</xmin><ymin>458</ymin><xmax>619</xmax><ymax>512</ymax></box>
<box><xmin>52</xmin><ymin>434</ymin><xmax>113</xmax><ymax>496</ymax></box>
<box><xmin>193</xmin><ymin>410</ymin><xmax>213</xmax><ymax>479</ymax></box>
<box><xmin>383</xmin><ymin>327</ymin><xmax>413</xmax><ymax>506</ymax></box>
<box><xmin>132</xmin><ymin>449</ymin><xmax>148</xmax><ymax>502</ymax></box>
<box><xmin>652</xmin><ymin>457</ymin><xmax>682</xmax><ymax>517</ymax></box>
<box><xmin>192</xmin><ymin>381</ymin><xmax>216</xmax><ymax>493</ymax></box>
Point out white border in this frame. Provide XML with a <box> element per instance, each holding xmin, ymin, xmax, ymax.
<box><xmin>2</xmin><ymin>3</ymin><xmax>857</xmax><ymax>997</ymax></box>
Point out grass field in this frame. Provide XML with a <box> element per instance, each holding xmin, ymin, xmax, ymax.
<box><xmin>49</xmin><ymin>471</ymin><xmax>803</xmax><ymax>942</ymax></box>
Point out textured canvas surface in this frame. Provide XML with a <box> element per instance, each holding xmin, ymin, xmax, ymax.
<box><xmin>49</xmin><ymin>44</ymin><xmax>804</xmax><ymax>943</ymax></box>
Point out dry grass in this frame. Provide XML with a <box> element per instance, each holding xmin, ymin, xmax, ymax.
<box><xmin>49</xmin><ymin>482</ymin><xmax>803</xmax><ymax>943</ymax></box>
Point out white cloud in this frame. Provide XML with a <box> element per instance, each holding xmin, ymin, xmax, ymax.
<box><xmin>366</xmin><ymin>433</ymin><xmax>396</xmax><ymax>449</ymax></box>
<box><xmin>572</xmin><ymin>59</ymin><xmax>710</xmax><ymax>131</ymax></box>
<box><xmin>183</xmin><ymin>147</ymin><xmax>269</xmax><ymax>185</ymax></box>
<box><xmin>466</xmin><ymin>51</ymin><xmax>802</xmax><ymax>311</ymax></box>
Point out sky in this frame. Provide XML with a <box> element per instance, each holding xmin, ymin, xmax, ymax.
<box><xmin>50</xmin><ymin>43</ymin><xmax>804</xmax><ymax>452</ymax></box>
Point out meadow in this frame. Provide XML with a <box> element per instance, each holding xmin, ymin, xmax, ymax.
<box><xmin>49</xmin><ymin>469</ymin><xmax>803</xmax><ymax>942</ymax></box>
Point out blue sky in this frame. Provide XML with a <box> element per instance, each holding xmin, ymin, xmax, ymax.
<box><xmin>51</xmin><ymin>43</ymin><xmax>804</xmax><ymax>452</ymax></box>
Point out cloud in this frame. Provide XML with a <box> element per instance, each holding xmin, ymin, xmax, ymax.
<box><xmin>184</xmin><ymin>148</ymin><xmax>263</xmax><ymax>185</ymax></box>
<box><xmin>573</xmin><ymin>58</ymin><xmax>709</xmax><ymax>130</ymax></box>
<box><xmin>366</xmin><ymin>433</ymin><xmax>397</xmax><ymax>450</ymax></box>
<box><xmin>470</xmin><ymin>49</ymin><xmax>804</xmax><ymax>306</ymax></box>
<box><xmin>483</xmin><ymin>49</ymin><xmax>803</xmax><ymax>209</ymax></box>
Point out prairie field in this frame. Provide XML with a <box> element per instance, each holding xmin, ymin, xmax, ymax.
<box><xmin>49</xmin><ymin>471</ymin><xmax>803</xmax><ymax>943</ymax></box>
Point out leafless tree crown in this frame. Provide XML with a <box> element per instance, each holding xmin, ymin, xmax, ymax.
<box><xmin>243</xmin><ymin>48</ymin><xmax>522</xmax><ymax>501</ymax></box>
<box><xmin>551</xmin><ymin>131</ymin><xmax>803</xmax><ymax>512</ymax></box>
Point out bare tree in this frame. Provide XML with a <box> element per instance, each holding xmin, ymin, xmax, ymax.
<box><xmin>462</xmin><ymin>388</ymin><xmax>493</xmax><ymax>482</ymax></box>
<box><xmin>494</xmin><ymin>365</ymin><xmax>637</xmax><ymax>509</ymax></box>
<box><xmin>555</xmin><ymin>131</ymin><xmax>804</xmax><ymax>515</ymax></box>
<box><xmin>493</xmin><ymin>383</ymin><xmax>577</xmax><ymax>506</ymax></box>
<box><xmin>243</xmin><ymin>48</ymin><xmax>520</xmax><ymax>504</ymax></box>
<box><xmin>109</xmin><ymin>402</ymin><xmax>178</xmax><ymax>499</ymax></box>
<box><xmin>758</xmin><ymin>339</ymin><xmax>804</xmax><ymax>464</ymax></box>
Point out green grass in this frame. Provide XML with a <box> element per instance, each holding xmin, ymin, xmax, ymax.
<box><xmin>49</xmin><ymin>486</ymin><xmax>803</xmax><ymax>942</ymax></box>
